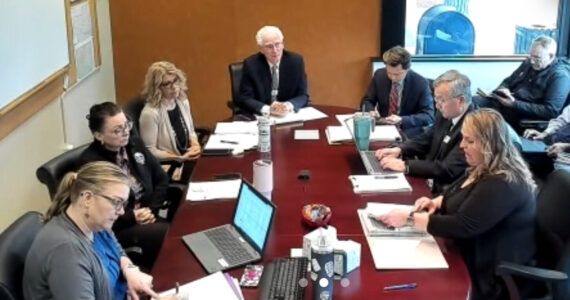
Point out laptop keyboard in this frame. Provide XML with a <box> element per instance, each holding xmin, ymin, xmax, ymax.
<box><xmin>260</xmin><ymin>257</ymin><xmax>309</xmax><ymax>300</ymax></box>
<box><xmin>204</xmin><ymin>227</ymin><xmax>255</xmax><ymax>266</ymax></box>
<box><xmin>363</xmin><ymin>151</ymin><xmax>384</xmax><ymax>173</ymax></box>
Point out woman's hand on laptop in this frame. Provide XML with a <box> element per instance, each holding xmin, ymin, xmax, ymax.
<box><xmin>375</xmin><ymin>147</ymin><xmax>401</xmax><ymax>160</ymax></box>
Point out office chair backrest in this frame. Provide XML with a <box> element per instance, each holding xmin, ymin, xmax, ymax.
<box><xmin>228</xmin><ymin>62</ymin><xmax>244</xmax><ymax>115</ymax></box>
<box><xmin>536</xmin><ymin>169</ymin><xmax>570</xmax><ymax>299</ymax></box>
<box><xmin>123</xmin><ymin>96</ymin><xmax>147</xmax><ymax>133</ymax></box>
<box><xmin>0</xmin><ymin>211</ymin><xmax>43</xmax><ymax>300</ymax></box>
<box><xmin>36</xmin><ymin>144</ymin><xmax>89</xmax><ymax>200</ymax></box>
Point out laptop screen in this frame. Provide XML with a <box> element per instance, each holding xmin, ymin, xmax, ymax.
<box><xmin>233</xmin><ymin>182</ymin><xmax>274</xmax><ymax>250</ymax></box>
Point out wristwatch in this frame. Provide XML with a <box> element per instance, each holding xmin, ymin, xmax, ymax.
<box><xmin>406</xmin><ymin>212</ymin><xmax>415</xmax><ymax>227</ymax></box>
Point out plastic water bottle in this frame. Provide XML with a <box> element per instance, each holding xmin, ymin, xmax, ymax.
<box><xmin>258</xmin><ymin>113</ymin><xmax>271</xmax><ymax>154</ymax></box>
<box><xmin>311</xmin><ymin>229</ymin><xmax>334</xmax><ymax>300</ymax></box>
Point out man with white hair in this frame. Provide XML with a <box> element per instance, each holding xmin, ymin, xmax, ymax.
<box><xmin>474</xmin><ymin>36</ymin><xmax>570</xmax><ymax>131</ymax></box>
<box><xmin>238</xmin><ymin>25</ymin><xmax>309</xmax><ymax>116</ymax></box>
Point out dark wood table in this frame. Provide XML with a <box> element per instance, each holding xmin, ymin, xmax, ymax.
<box><xmin>151</xmin><ymin>105</ymin><xmax>471</xmax><ymax>299</ymax></box>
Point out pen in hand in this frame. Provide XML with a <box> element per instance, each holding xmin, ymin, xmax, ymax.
<box><xmin>383</xmin><ymin>283</ymin><xmax>417</xmax><ymax>292</ymax></box>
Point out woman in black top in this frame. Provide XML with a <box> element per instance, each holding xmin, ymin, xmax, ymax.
<box><xmin>78</xmin><ymin>102</ymin><xmax>171</xmax><ymax>271</ymax></box>
<box><xmin>378</xmin><ymin>108</ymin><xmax>537</xmax><ymax>300</ymax></box>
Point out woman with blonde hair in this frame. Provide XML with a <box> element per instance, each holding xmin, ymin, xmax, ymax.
<box><xmin>23</xmin><ymin>162</ymin><xmax>181</xmax><ymax>300</ymax></box>
<box><xmin>376</xmin><ymin>108</ymin><xmax>537</xmax><ymax>299</ymax></box>
<box><xmin>139</xmin><ymin>61</ymin><xmax>201</xmax><ymax>162</ymax></box>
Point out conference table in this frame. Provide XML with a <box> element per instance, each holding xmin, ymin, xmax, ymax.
<box><xmin>151</xmin><ymin>105</ymin><xmax>471</xmax><ymax>299</ymax></box>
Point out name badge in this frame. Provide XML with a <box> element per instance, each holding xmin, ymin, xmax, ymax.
<box><xmin>443</xmin><ymin>135</ymin><xmax>451</xmax><ymax>143</ymax></box>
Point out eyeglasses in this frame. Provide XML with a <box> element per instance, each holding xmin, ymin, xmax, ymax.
<box><xmin>95</xmin><ymin>192</ymin><xmax>128</xmax><ymax>211</ymax></box>
<box><xmin>262</xmin><ymin>42</ymin><xmax>283</xmax><ymax>51</ymax></box>
<box><xmin>528</xmin><ymin>54</ymin><xmax>544</xmax><ymax>62</ymax></box>
<box><xmin>435</xmin><ymin>94</ymin><xmax>461</xmax><ymax>103</ymax></box>
<box><xmin>160</xmin><ymin>78</ymin><xmax>180</xmax><ymax>88</ymax></box>
<box><xmin>109</xmin><ymin>121</ymin><xmax>133</xmax><ymax>136</ymax></box>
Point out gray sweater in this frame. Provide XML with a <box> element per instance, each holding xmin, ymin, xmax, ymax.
<box><xmin>23</xmin><ymin>213</ymin><xmax>114</xmax><ymax>300</ymax></box>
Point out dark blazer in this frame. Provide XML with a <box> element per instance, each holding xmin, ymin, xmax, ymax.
<box><xmin>78</xmin><ymin>135</ymin><xmax>169</xmax><ymax>231</ymax></box>
<box><xmin>362</xmin><ymin>68</ymin><xmax>434</xmax><ymax>130</ymax></box>
<box><xmin>428</xmin><ymin>173</ymin><xmax>536</xmax><ymax>300</ymax></box>
<box><xmin>400</xmin><ymin>104</ymin><xmax>474</xmax><ymax>193</ymax></box>
<box><xmin>238</xmin><ymin>50</ymin><xmax>309</xmax><ymax>114</ymax></box>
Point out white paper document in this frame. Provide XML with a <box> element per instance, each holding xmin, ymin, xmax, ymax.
<box><xmin>325</xmin><ymin>125</ymin><xmax>401</xmax><ymax>145</ymax></box>
<box><xmin>186</xmin><ymin>179</ymin><xmax>242</xmax><ymax>201</ymax></box>
<box><xmin>333</xmin><ymin>113</ymin><xmax>402</xmax><ymax>142</ymax></box>
<box><xmin>204</xmin><ymin>133</ymin><xmax>258</xmax><ymax>150</ymax></box>
<box><xmin>348</xmin><ymin>173</ymin><xmax>412</xmax><ymax>193</ymax></box>
<box><xmin>157</xmin><ymin>271</ymin><xmax>242</xmax><ymax>300</ymax></box>
<box><xmin>214</xmin><ymin>121</ymin><xmax>258</xmax><ymax>134</ymax></box>
<box><xmin>266</xmin><ymin>106</ymin><xmax>328</xmax><ymax>125</ymax></box>
<box><xmin>357</xmin><ymin>209</ymin><xmax>448</xmax><ymax>270</ymax></box>
<box><xmin>294</xmin><ymin>129</ymin><xmax>319</xmax><ymax>140</ymax></box>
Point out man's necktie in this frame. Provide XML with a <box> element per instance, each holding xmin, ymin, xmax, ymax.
<box><xmin>271</xmin><ymin>64</ymin><xmax>278</xmax><ymax>102</ymax></box>
<box><xmin>388</xmin><ymin>82</ymin><xmax>399</xmax><ymax>115</ymax></box>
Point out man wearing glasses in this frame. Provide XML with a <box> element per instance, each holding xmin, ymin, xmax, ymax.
<box><xmin>238</xmin><ymin>25</ymin><xmax>309</xmax><ymax>116</ymax></box>
<box><xmin>474</xmin><ymin>36</ymin><xmax>570</xmax><ymax>132</ymax></box>
<box><xmin>375</xmin><ymin>70</ymin><xmax>473</xmax><ymax>194</ymax></box>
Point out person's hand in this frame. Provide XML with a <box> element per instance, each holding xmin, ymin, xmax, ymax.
<box><xmin>384</xmin><ymin>114</ymin><xmax>402</xmax><ymax>125</ymax></box>
<box><xmin>377</xmin><ymin>208</ymin><xmax>409</xmax><ymax>228</ymax></box>
<box><xmin>380</xmin><ymin>157</ymin><xmax>406</xmax><ymax>172</ymax></box>
<box><xmin>270</xmin><ymin>102</ymin><xmax>288</xmax><ymax>116</ymax></box>
<box><xmin>134</xmin><ymin>208</ymin><xmax>156</xmax><ymax>224</ymax></box>
<box><xmin>367</xmin><ymin>110</ymin><xmax>380</xmax><ymax>118</ymax></box>
<box><xmin>181</xmin><ymin>144</ymin><xmax>201</xmax><ymax>161</ymax></box>
<box><xmin>375</xmin><ymin>147</ymin><xmax>401</xmax><ymax>160</ymax></box>
<box><xmin>124</xmin><ymin>267</ymin><xmax>159</xmax><ymax>300</ymax></box>
<box><xmin>548</xmin><ymin>143</ymin><xmax>570</xmax><ymax>157</ymax></box>
<box><xmin>493</xmin><ymin>88</ymin><xmax>515</xmax><ymax>107</ymax></box>
<box><xmin>413</xmin><ymin>196</ymin><xmax>438</xmax><ymax>214</ymax></box>
<box><xmin>523</xmin><ymin>129</ymin><xmax>547</xmax><ymax>140</ymax></box>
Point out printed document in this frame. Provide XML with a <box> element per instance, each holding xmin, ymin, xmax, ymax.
<box><xmin>187</xmin><ymin>179</ymin><xmax>242</xmax><ymax>201</ymax></box>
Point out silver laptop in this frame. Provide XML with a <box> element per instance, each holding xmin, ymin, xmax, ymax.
<box><xmin>343</xmin><ymin>117</ymin><xmax>394</xmax><ymax>175</ymax></box>
<box><xmin>182</xmin><ymin>180</ymin><xmax>276</xmax><ymax>273</ymax></box>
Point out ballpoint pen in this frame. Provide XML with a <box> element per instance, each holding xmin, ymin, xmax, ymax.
<box><xmin>383</xmin><ymin>283</ymin><xmax>417</xmax><ymax>292</ymax></box>
<box><xmin>175</xmin><ymin>281</ymin><xmax>180</xmax><ymax>294</ymax></box>
<box><xmin>220</xmin><ymin>140</ymin><xmax>239</xmax><ymax>145</ymax></box>
<box><xmin>374</xmin><ymin>175</ymin><xmax>398</xmax><ymax>179</ymax></box>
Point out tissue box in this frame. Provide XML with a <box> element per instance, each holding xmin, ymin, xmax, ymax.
<box><xmin>302</xmin><ymin>226</ymin><xmax>337</xmax><ymax>259</ymax></box>
<box><xmin>333</xmin><ymin>240</ymin><xmax>361</xmax><ymax>278</ymax></box>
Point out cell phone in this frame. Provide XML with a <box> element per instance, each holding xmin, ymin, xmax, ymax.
<box><xmin>202</xmin><ymin>149</ymin><xmax>233</xmax><ymax>156</ymax></box>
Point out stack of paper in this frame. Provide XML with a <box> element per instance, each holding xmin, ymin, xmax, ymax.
<box><xmin>156</xmin><ymin>271</ymin><xmax>243</xmax><ymax>299</ymax></box>
<box><xmin>214</xmin><ymin>121</ymin><xmax>258</xmax><ymax>134</ymax></box>
<box><xmin>264</xmin><ymin>106</ymin><xmax>328</xmax><ymax>125</ymax></box>
<box><xmin>348</xmin><ymin>173</ymin><xmax>411</xmax><ymax>194</ymax></box>
<box><xmin>325</xmin><ymin>125</ymin><xmax>401</xmax><ymax>145</ymax></box>
<box><xmin>360</xmin><ymin>203</ymin><xmax>426</xmax><ymax>236</ymax></box>
<box><xmin>356</xmin><ymin>209</ymin><xmax>448</xmax><ymax>270</ymax></box>
<box><xmin>204</xmin><ymin>133</ymin><xmax>258</xmax><ymax>150</ymax></box>
<box><xmin>186</xmin><ymin>179</ymin><xmax>242</xmax><ymax>201</ymax></box>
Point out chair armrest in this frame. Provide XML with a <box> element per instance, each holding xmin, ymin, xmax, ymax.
<box><xmin>520</xmin><ymin>119</ymin><xmax>549</xmax><ymax>131</ymax></box>
<box><xmin>124</xmin><ymin>246</ymin><xmax>143</xmax><ymax>255</ymax></box>
<box><xmin>497</xmin><ymin>261</ymin><xmax>568</xmax><ymax>282</ymax></box>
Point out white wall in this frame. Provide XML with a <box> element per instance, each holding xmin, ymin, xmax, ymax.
<box><xmin>0</xmin><ymin>0</ymin><xmax>115</xmax><ymax>231</ymax></box>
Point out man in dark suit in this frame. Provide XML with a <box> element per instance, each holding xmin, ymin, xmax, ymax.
<box><xmin>362</xmin><ymin>46</ymin><xmax>434</xmax><ymax>138</ymax></box>
<box><xmin>375</xmin><ymin>70</ymin><xmax>472</xmax><ymax>194</ymax></box>
<box><xmin>238</xmin><ymin>25</ymin><xmax>309</xmax><ymax>116</ymax></box>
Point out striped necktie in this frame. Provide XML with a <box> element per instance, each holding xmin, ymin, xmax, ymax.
<box><xmin>389</xmin><ymin>82</ymin><xmax>399</xmax><ymax>115</ymax></box>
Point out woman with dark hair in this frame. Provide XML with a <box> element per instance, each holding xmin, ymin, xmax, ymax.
<box><xmin>23</xmin><ymin>162</ymin><xmax>181</xmax><ymax>300</ymax></box>
<box><xmin>375</xmin><ymin>109</ymin><xmax>537</xmax><ymax>300</ymax></box>
<box><xmin>78</xmin><ymin>101</ymin><xmax>173</xmax><ymax>270</ymax></box>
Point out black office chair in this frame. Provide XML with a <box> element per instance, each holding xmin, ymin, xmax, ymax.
<box><xmin>497</xmin><ymin>169</ymin><xmax>570</xmax><ymax>300</ymax></box>
<box><xmin>0</xmin><ymin>211</ymin><xmax>43</xmax><ymax>300</ymax></box>
<box><xmin>36</xmin><ymin>144</ymin><xmax>89</xmax><ymax>200</ymax></box>
<box><xmin>227</xmin><ymin>62</ymin><xmax>244</xmax><ymax>116</ymax></box>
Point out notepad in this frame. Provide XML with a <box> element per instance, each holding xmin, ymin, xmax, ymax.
<box><xmin>361</xmin><ymin>203</ymin><xmax>426</xmax><ymax>237</ymax></box>
<box><xmin>294</xmin><ymin>129</ymin><xmax>319</xmax><ymax>140</ymax></box>
<box><xmin>325</xmin><ymin>125</ymin><xmax>401</xmax><ymax>145</ymax></box>
<box><xmin>156</xmin><ymin>271</ymin><xmax>243</xmax><ymax>299</ymax></box>
<box><xmin>186</xmin><ymin>179</ymin><xmax>242</xmax><ymax>201</ymax></box>
<box><xmin>214</xmin><ymin>121</ymin><xmax>258</xmax><ymax>134</ymax></box>
<box><xmin>348</xmin><ymin>174</ymin><xmax>412</xmax><ymax>193</ymax></box>
<box><xmin>263</xmin><ymin>106</ymin><xmax>328</xmax><ymax>125</ymax></box>
<box><xmin>204</xmin><ymin>133</ymin><xmax>258</xmax><ymax>150</ymax></box>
